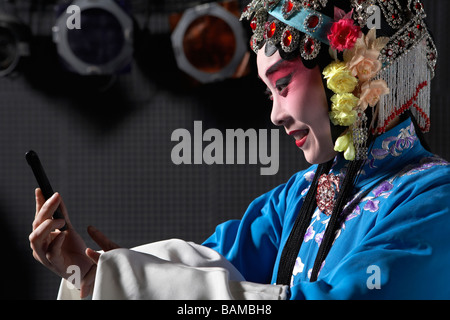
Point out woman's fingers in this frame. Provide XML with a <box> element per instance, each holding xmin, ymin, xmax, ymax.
<box><xmin>32</xmin><ymin>192</ymin><xmax>61</xmax><ymax>231</ymax></box>
<box><xmin>29</xmin><ymin>218</ymin><xmax>66</xmax><ymax>267</ymax></box>
<box><xmin>85</xmin><ymin>247</ymin><xmax>101</xmax><ymax>264</ymax></box>
<box><xmin>87</xmin><ymin>226</ymin><xmax>120</xmax><ymax>252</ymax></box>
<box><xmin>57</xmin><ymin>194</ymin><xmax>72</xmax><ymax>229</ymax></box>
<box><xmin>35</xmin><ymin>188</ymin><xmax>45</xmax><ymax>217</ymax></box>
<box><xmin>45</xmin><ymin>231</ymin><xmax>66</xmax><ymax>264</ymax></box>
<box><xmin>34</xmin><ymin>190</ymin><xmax>71</xmax><ymax>231</ymax></box>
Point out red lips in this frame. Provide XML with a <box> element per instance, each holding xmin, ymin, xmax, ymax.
<box><xmin>289</xmin><ymin>129</ymin><xmax>309</xmax><ymax>148</ymax></box>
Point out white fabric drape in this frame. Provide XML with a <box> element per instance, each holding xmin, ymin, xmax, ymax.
<box><xmin>57</xmin><ymin>239</ymin><xmax>288</xmax><ymax>300</ymax></box>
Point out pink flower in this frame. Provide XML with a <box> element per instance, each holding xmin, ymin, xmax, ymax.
<box><xmin>344</xmin><ymin>28</ymin><xmax>389</xmax><ymax>82</ymax></box>
<box><xmin>347</xmin><ymin>48</ymin><xmax>382</xmax><ymax>82</ymax></box>
<box><xmin>358</xmin><ymin>80</ymin><xmax>390</xmax><ymax>111</ymax></box>
<box><xmin>327</xmin><ymin>18</ymin><xmax>361</xmax><ymax>52</ymax></box>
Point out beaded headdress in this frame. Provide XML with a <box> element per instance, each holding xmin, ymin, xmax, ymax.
<box><xmin>241</xmin><ymin>0</ymin><xmax>437</xmax><ymax>161</ymax></box>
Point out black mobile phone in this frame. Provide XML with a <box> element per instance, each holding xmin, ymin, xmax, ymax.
<box><xmin>25</xmin><ymin>150</ymin><xmax>67</xmax><ymax>231</ymax></box>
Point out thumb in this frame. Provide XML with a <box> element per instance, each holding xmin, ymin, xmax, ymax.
<box><xmin>85</xmin><ymin>247</ymin><xmax>101</xmax><ymax>264</ymax></box>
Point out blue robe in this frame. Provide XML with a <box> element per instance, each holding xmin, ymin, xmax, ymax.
<box><xmin>203</xmin><ymin>118</ymin><xmax>450</xmax><ymax>299</ymax></box>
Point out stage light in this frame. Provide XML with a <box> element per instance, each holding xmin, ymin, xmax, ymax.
<box><xmin>0</xmin><ymin>12</ymin><xmax>30</xmax><ymax>77</ymax></box>
<box><xmin>171</xmin><ymin>2</ymin><xmax>248</xmax><ymax>84</ymax></box>
<box><xmin>52</xmin><ymin>0</ymin><xmax>133</xmax><ymax>75</ymax></box>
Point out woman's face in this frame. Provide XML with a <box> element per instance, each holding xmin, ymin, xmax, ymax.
<box><xmin>257</xmin><ymin>46</ymin><xmax>336</xmax><ymax>164</ymax></box>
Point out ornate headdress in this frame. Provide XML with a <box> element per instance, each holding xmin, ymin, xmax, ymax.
<box><xmin>240</xmin><ymin>0</ymin><xmax>437</xmax><ymax>161</ymax></box>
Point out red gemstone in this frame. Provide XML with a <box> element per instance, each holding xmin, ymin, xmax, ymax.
<box><xmin>304</xmin><ymin>37</ymin><xmax>315</xmax><ymax>54</ymax></box>
<box><xmin>283</xmin><ymin>30</ymin><xmax>292</xmax><ymax>47</ymax></box>
<box><xmin>267</xmin><ymin>22</ymin><xmax>277</xmax><ymax>38</ymax></box>
<box><xmin>285</xmin><ymin>0</ymin><xmax>294</xmax><ymax>13</ymax></box>
<box><xmin>266</xmin><ymin>0</ymin><xmax>276</xmax><ymax>8</ymax></box>
<box><xmin>250</xmin><ymin>17</ymin><xmax>257</xmax><ymax>30</ymax></box>
<box><xmin>398</xmin><ymin>39</ymin><xmax>405</xmax><ymax>47</ymax></box>
<box><xmin>307</xmin><ymin>15</ymin><xmax>320</xmax><ymax>29</ymax></box>
<box><xmin>408</xmin><ymin>31</ymin><xmax>415</xmax><ymax>39</ymax></box>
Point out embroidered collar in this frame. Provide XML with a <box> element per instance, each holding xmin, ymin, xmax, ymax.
<box><xmin>367</xmin><ymin>118</ymin><xmax>419</xmax><ymax>169</ymax></box>
<box><xmin>332</xmin><ymin>118</ymin><xmax>423</xmax><ymax>181</ymax></box>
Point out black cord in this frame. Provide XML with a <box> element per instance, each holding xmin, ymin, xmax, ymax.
<box><xmin>310</xmin><ymin>159</ymin><xmax>364</xmax><ymax>282</ymax></box>
<box><xmin>276</xmin><ymin>159</ymin><xmax>334</xmax><ymax>285</ymax></box>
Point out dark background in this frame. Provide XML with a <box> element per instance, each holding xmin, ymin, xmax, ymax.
<box><xmin>0</xmin><ymin>0</ymin><xmax>448</xmax><ymax>299</ymax></box>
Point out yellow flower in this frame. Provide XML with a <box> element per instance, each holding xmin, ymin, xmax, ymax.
<box><xmin>344</xmin><ymin>141</ymin><xmax>356</xmax><ymax>161</ymax></box>
<box><xmin>323</xmin><ymin>61</ymin><xmax>358</xmax><ymax>94</ymax></box>
<box><xmin>334</xmin><ymin>131</ymin><xmax>356</xmax><ymax>161</ymax></box>
<box><xmin>334</xmin><ymin>131</ymin><xmax>351</xmax><ymax>152</ymax></box>
<box><xmin>329</xmin><ymin>93</ymin><xmax>359</xmax><ymax>126</ymax></box>
<box><xmin>323</xmin><ymin>61</ymin><xmax>347</xmax><ymax>77</ymax></box>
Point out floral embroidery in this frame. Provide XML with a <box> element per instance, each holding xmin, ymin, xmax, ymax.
<box><xmin>346</xmin><ymin>205</ymin><xmax>360</xmax><ymax>222</ymax></box>
<box><xmin>315</xmin><ymin>230</ymin><xmax>325</xmax><ymax>245</ymax></box>
<box><xmin>304</xmin><ymin>170</ymin><xmax>316</xmax><ymax>182</ymax></box>
<box><xmin>363</xmin><ymin>199</ymin><xmax>379</xmax><ymax>212</ymax></box>
<box><xmin>290</xmin><ymin>257</ymin><xmax>305</xmax><ymax>287</ymax></box>
<box><xmin>290</xmin><ymin>120</ymin><xmax>448</xmax><ymax>286</ymax></box>
<box><xmin>359</xmin><ymin>181</ymin><xmax>394</xmax><ymax>213</ymax></box>
<box><xmin>301</xmin><ymin>170</ymin><xmax>316</xmax><ymax>196</ymax></box>
<box><xmin>334</xmin><ymin>180</ymin><xmax>393</xmax><ymax>238</ymax></box>
<box><xmin>398</xmin><ymin>156</ymin><xmax>449</xmax><ymax>177</ymax></box>
<box><xmin>344</xmin><ymin>157</ymin><xmax>447</xmax><ymax>223</ymax></box>
<box><xmin>311</xmin><ymin>209</ymin><xmax>321</xmax><ymax>223</ymax></box>
<box><xmin>301</xmin><ymin>187</ymin><xmax>309</xmax><ymax>197</ymax></box>
<box><xmin>373</xmin><ymin>180</ymin><xmax>394</xmax><ymax>197</ymax></box>
<box><xmin>293</xmin><ymin>257</ymin><xmax>304</xmax><ymax>275</ymax></box>
<box><xmin>369</xmin><ymin>121</ymin><xmax>417</xmax><ymax>168</ymax></box>
<box><xmin>304</xmin><ymin>225</ymin><xmax>315</xmax><ymax>242</ymax></box>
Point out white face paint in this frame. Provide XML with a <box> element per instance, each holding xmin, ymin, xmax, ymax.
<box><xmin>257</xmin><ymin>46</ymin><xmax>336</xmax><ymax>164</ymax></box>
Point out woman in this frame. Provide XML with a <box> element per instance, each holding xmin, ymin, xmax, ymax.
<box><xmin>30</xmin><ymin>0</ymin><xmax>450</xmax><ymax>299</ymax></box>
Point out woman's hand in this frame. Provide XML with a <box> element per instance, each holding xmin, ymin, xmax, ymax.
<box><xmin>29</xmin><ymin>189</ymin><xmax>93</xmax><ymax>280</ymax></box>
<box><xmin>81</xmin><ymin>226</ymin><xmax>120</xmax><ymax>298</ymax></box>
<box><xmin>29</xmin><ymin>188</ymin><xmax>120</xmax><ymax>298</ymax></box>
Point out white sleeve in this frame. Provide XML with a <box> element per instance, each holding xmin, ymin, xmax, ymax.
<box><xmin>57</xmin><ymin>239</ymin><xmax>288</xmax><ymax>300</ymax></box>
<box><xmin>57</xmin><ymin>278</ymin><xmax>83</xmax><ymax>300</ymax></box>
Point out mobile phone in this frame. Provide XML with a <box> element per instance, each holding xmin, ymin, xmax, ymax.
<box><xmin>25</xmin><ymin>150</ymin><xmax>67</xmax><ymax>231</ymax></box>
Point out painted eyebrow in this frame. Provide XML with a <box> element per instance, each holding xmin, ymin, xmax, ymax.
<box><xmin>258</xmin><ymin>58</ymin><xmax>296</xmax><ymax>85</ymax></box>
<box><xmin>265</xmin><ymin>59</ymin><xmax>288</xmax><ymax>78</ymax></box>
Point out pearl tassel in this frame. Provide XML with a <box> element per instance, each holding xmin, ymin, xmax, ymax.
<box><xmin>375</xmin><ymin>37</ymin><xmax>432</xmax><ymax>133</ymax></box>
